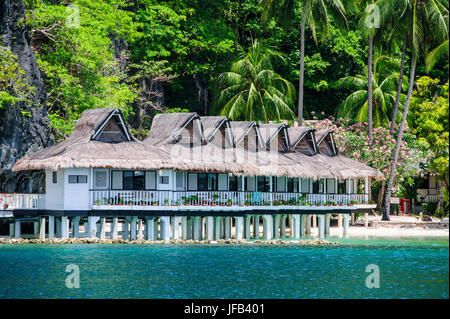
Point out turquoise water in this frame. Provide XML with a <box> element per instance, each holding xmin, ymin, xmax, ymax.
<box><xmin>0</xmin><ymin>237</ymin><xmax>448</xmax><ymax>299</ymax></box>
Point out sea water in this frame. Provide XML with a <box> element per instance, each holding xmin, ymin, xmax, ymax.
<box><xmin>0</xmin><ymin>236</ymin><xmax>448</xmax><ymax>299</ymax></box>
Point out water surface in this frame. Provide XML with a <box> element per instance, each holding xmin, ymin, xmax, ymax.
<box><xmin>0</xmin><ymin>236</ymin><xmax>448</xmax><ymax>299</ymax></box>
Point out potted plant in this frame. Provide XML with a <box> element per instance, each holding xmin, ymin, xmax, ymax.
<box><xmin>190</xmin><ymin>195</ymin><xmax>199</xmax><ymax>206</ymax></box>
<box><xmin>163</xmin><ymin>198</ymin><xmax>169</xmax><ymax>206</ymax></box>
<box><xmin>118</xmin><ymin>198</ymin><xmax>124</xmax><ymax>206</ymax></box>
<box><xmin>181</xmin><ymin>196</ymin><xmax>190</xmax><ymax>206</ymax></box>
<box><xmin>227</xmin><ymin>199</ymin><xmax>233</xmax><ymax>206</ymax></box>
<box><xmin>212</xmin><ymin>194</ymin><xmax>219</xmax><ymax>206</ymax></box>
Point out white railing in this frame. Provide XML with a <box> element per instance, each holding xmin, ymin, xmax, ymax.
<box><xmin>10</xmin><ymin>194</ymin><xmax>45</xmax><ymax>209</ymax></box>
<box><xmin>424</xmin><ymin>195</ymin><xmax>440</xmax><ymax>203</ymax></box>
<box><xmin>91</xmin><ymin>190</ymin><xmax>369</xmax><ymax>207</ymax></box>
<box><xmin>92</xmin><ymin>190</ymin><xmax>172</xmax><ymax>206</ymax></box>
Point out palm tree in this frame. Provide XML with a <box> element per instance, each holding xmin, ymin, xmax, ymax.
<box><xmin>260</xmin><ymin>0</ymin><xmax>348</xmax><ymax>126</ymax></box>
<box><xmin>216</xmin><ymin>40</ymin><xmax>296</xmax><ymax>122</ymax></box>
<box><xmin>383</xmin><ymin>0</ymin><xmax>449</xmax><ymax>221</ymax></box>
<box><xmin>337</xmin><ymin>55</ymin><xmax>408</xmax><ymax>127</ymax></box>
<box><xmin>425</xmin><ymin>39</ymin><xmax>449</xmax><ymax>71</ymax></box>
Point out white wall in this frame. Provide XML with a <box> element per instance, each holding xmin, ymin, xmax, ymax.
<box><xmin>64</xmin><ymin>168</ymin><xmax>90</xmax><ymax>210</ymax></box>
<box><xmin>45</xmin><ymin>169</ymin><xmax>65</xmax><ymax>210</ymax></box>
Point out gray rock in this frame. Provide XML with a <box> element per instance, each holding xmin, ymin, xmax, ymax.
<box><xmin>0</xmin><ymin>0</ymin><xmax>54</xmax><ymax>193</ymax></box>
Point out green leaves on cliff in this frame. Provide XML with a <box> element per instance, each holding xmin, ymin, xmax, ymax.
<box><xmin>25</xmin><ymin>0</ymin><xmax>138</xmax><ymax>140</ymax></box>
<box><xmin>0</xmin><ymin>47</ymin><xmax>35</xmax><ymax>109</ymax></box>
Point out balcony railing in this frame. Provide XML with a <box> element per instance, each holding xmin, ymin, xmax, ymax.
<box><xmin>91</xmin><ymin>190</ymin><xmax>369</xmax><ymax>208</ymax></box>
<box><xmin>2</xmin><ymin>194</ymin><xmax>45</xmax><ymax>210</ymax></box>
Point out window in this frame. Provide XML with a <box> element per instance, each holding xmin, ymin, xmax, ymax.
<box><xmin>312</xmin><ymin>179</ymin><xmax>324</xmax><ymax>194</ymax></box>
<box><xmin>287</xmin><ymin>178</ymin><xmax>299</xmax><ymax>193</ymax></box>
<box><xmin>198</xmin><ymin>173</ymin><xmax>217</xmax><ymax>191</ymax></box>
<box><xmin>338</xmin><ymin>180</ymin><xmax>346</xmax><ymax>194</ymax></box>
<box><xmin>94</xmin><ymin>170</ymin><xmax>107</xmax><ymax>189</ymax></box>
<box><xmin>302</xmin><ymin>178</ymin><xmax>310</xmax><ymax>193</ymax></box>
<box><xmin>114</xmin><ymin>171</ymin><xmax>145</xmax><ymax>190</ymax></box>
<box><xmin>68</xmin><ymin>175</ymin><xmax>87</xmax><ymax>184</ymax></box>
<box><xmin>52</xmin><ymin>172</ymin><xmax>57</xmax><ymax>184</ymax></box>
<box><xmin>160</xmin><ymin>176</ymin><xmax>169</xmax><ymax>184</ymax></box>
<box><xmin>145</xmin><ymin>171</ymin><xmax>156</xmax><ymax>190</ymax></box>
<box><xmin>257</xmin><ymin>176</ymin><xmax>270</xmax><ymax>192</ymax></box>
<box><xmin>229</xmin><ymin>176</ymin><xmax>238</xmax><ymax>191</ymax></box>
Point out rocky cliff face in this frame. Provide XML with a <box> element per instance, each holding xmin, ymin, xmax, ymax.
<box><xmin>0</xmin><ymin>0</ymin><xmax>53</xmax><ymax>193</ymax></box>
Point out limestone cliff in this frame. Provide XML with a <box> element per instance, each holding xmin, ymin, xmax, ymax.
<box><xmin>0</xmin><ymin>0</ymin><xmax>54</xmax><ymax>192</ymax></box>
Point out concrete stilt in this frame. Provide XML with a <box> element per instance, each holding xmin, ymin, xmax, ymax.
<box><xmin>160</xmin><ymin>216</ymin><xmax>170</xmax><ymax>241</ymax></box>
<box><xmin>262</xmin><ymin>215</ymin><xmax>273</xmax><ymax>240</ymax></box>
<box><xmin>187</xmin><ymin>217</ymin><xmax>193</xmax><ymax>239</ymax></box>
<box><xmin>317</xmin><ymin>215</ymin><xmax>325</xmax><ymax>239</ymax></box>
<box><xmin>130</xmin><ymin>216</ymin><xmax>137</xmax><ymax>241</ymax></box>
<box><xmin>56</xmin><ymin>218</ymin><xmax>61</xmax><ymax>238</ymax></box>
<box><xmin>343</xmin><ymin>214</ymin><xmax>350</xmax><ymax>237</ymax></box>
<box><xmin>34</xmin><ymin>221</ymin><xmax>39</xmax><ymax>236</ymax></box>
<box><xmin>291</xmin><ymin>215</ymin><xmax>300</xmax><ymax>239</ymax></box>
<box><xmin>181</xmin><ymin>217</ymin><xmax>188</xmax><ymax>240</ymax></box>
<box><xmin>300</xmin><ymin>214</ymin><xmax>306</xmax><ymax>237</ymax></box>
<box><xmin>88</xmin><ymin>216</ymin><xmax>99</xmax><ymax>238</ymax></box>
<box><xmin>244</xmin><ymin>215</ymin><xmax>252</xmax><ymax>240</ymax></box>
<box><xmin>337</xmin><ymin>214</ymin><xmax>342</xmax><ymax>228</ymax></box>
<box><xmin>273</xmin><ymin>215</ymin><xmax>281</xmax><ymax>238</ymax></box>
<box><xmin>72</xmin><ymin>217</ymin><xmax>80</xmax><ymax>238</ymax></box>
<box><xmin>111</xmin><ymin>217</ymin><xmax>119</xmax><ymax>239</ymax></box>
<box><xmin>39</xmin><ymin>217</ymin><xmax>46</xmax><ymax>240</ymax></box>
<box><xmin>305</xmin><ymin>215</ymin><xmax>311</xmax><ymax>235</ymax></box>
<box><xmin>325</xmin><ymin>214</ymin><xmax>331</xmax><ymax>236</ymax></box>
<box><xmin>288</xmin><ymin>215</ymin><xmax>293</xmax><ymax>237</ymax></box>
<box><xmin>312</xmin><ymin>214</ymin><xmax>317</xmax><ymax>228</ymax></box>
<box><xmin>234</xmin><ymin>217</ymin><xmax>244</xmax><ymax>240</ymax></box>
<box><xmin>205</xmin><ymin>217</ymin><xmax>214</xmax><ymax>240</ymax></box>
<box><xmin>145</xmin><ymin>217</ymin><xmax>155</xmax><ymax>241</ymax></box>
<box><xmin>9</xmin><ymin>223</ymin><xmax>14</xmax><ymax>237</ymax></box>
<box><xmin>280</xmin><ymin>215</ymin><xmax>286</xmax><ymax>238</ymax></box>
<box><xmin>99</xmin><ymin>217</ymin><xmax>106</xmax><ymax>240</ymax></box>
<box><xmin>122</xmin><ymin>218</ymin><xmax>129</xmax><ymax>240</ymax></box>
<box><xmin>224</xmin><ymin>217</ymin><xmax>231</xmax><ymax>239</ymax></box>
<box><xmin>193</xmin><ymin>216</ymin><xmax>202</xmax><ymax>241</ymax></box>
<box><xmin>253</xmin><ymin>216</ymin><xmax>259</xmax><ymax>238</ymax></box>
<box><xmin>364</xmin><ymin>213</ymin><xmax>369</xmax><ymax>227</ymax></box>
<box><xmin>48</xmin><ymin>216</ymin><xmax>54</xmax><ymax>238</ymax></box>
<box><xmin>14</xmin><ymin>220</ymin><xmax>21</xmax><ymax>238</ymax></box>
<box><xmin>61</xmin><ymin>216</ymin><xmax>69</xmax><ymax>239</ymax></box>
<box><xmin>172</xmin><ymin>216</ymin><xmax>181</xmax><ymax>240</ymax></box>
<box><xmin>154</xmin><ymin>218</ymin><xmax>159</xmax><ymax>240</ymax></box>
<box><xmin>214</xmin><ymin>217</ymin><xmax>222</xmax><ymax>240</ymax></box>
<box><xmin>137</xmin><ymin>218</ymin><xmax>144</xmax><ymax>240</ymax></box>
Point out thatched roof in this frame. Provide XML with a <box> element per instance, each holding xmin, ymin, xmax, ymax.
<box><xmin>146</xmin><ymin>112</ymin><xmax>205</xmax><ymax>146</ymax></box>
<box><xmin>315</xmin><ymin>129</ymin><xmax>337</xmax><ymax>156</ymax></box>
<box><xmin>13</xmin><ymin>108</ymin><xmax>175</xmax><ymax>171</ymax></box>
<box><xmin>200</xmin><ymin>116</ymin><xmax>227</xmax><ymax>141</ymax></box>
<box><xmin>14</xmin><ymin>109</ymin><xmax>383</xmax><ymax>180</ymax></box>
<box><xmin>259</xmin><ymin>123</ymin><xmax>290</xmax><ymax>151</ymax></box>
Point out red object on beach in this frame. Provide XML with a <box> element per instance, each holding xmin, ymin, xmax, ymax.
<box><xmin>400</xmin><ymin>198</ymin><xmax>411</xmax><ymax>215</ymax></box>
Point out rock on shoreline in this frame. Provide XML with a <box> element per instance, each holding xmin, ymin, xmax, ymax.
<box><xmin>0</xmin><ymin>237</ymin><xmax>340</xmax><ymax>245</ymax></box>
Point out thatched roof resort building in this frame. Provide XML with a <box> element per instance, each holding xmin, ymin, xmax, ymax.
<box><xmin>7</xmin><ymin>108</ymin><xmax>382</xmax><ymax>241</ymax></box>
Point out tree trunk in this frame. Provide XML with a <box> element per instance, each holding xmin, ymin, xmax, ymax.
<box><xmin>389</xmin><ymin>34</ymin><xmax>407</xmax><ymax>135</ymax></box>
<box><xmin>297</xmin><ymin>3</ymin><xmax>306</xmax><ymax>126</ymax></box>
<box><xmin>367</xmin><ymin>36</ymin><xmax>374</xmax><ymax>144</ymax></box>
<box><xmin>383</xmin><ymin>53</ymin><xmax>417</xmax><ymax>221</ymax></box>
<box><xmin>377</xmin><ymin>180</ymin><xmax>385</xmax><ymax>212</ymax></box>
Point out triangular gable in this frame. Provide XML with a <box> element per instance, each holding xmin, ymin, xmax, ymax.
<box><xmin>230</xmin><ymin>121</ymin><xmax>264</xmax><ymax>151</ymax></box>
<box><xmin>146</xmin><ymin>112</ymin><xmax>205</xmax><ymax>146</ymax></box>
<box><xmin>91</xmin><ymin>109</ymin><xmax>132</xmax><ymax>143</ymax></box>
<box><xmin>259</xmin><ymin>123</ymin><xmax>290</xmax><ymax>152</ymax></box>
<box><xmin>288</xmin><ymin>127</ymin><xmax>317</xmax><ymax>156</ymax></box>
<box><xmin>200</xmin><ymin>116</ymin><xmax>233</xmax><ymax>147</ymax></box>
<box><xmin>316</xmin><ymin>130</ymin><xmax>337</xmax><ymax>156</ymax></box>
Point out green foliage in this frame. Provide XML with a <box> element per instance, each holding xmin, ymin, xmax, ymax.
<box><xmin>25</xmin><ymin>0</ymin><xmax>138</xmax><ymax>140</ymax></box>
<box><xmin>0</xmin><ymin>47</ymin><xmax>35</xmax><ymax>109</ymax></box>
<box><xmin>337</xmin><ymin>55</ymin><xmax>408</xmax><ymax>127</ymax></box>
<box><xmin>216</xmin><ymin>40</ymin><xmax>296</xmax><ymax>121</ymax></box>
<box><xmin>411</xmin><ymin>77</ymin><xmax>449</xmax><ymax>201</ymax></box>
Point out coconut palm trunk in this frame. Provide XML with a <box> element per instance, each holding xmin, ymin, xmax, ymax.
<box><xmin>298</xmin><ymin>2</ymin><xmax>306</xmax><ymax>126</ymax></box>
<box><xmin>367</xmin><ymin>36</ymin><xmax>374</xmax><ymax>144</ymax></box>
<box><xmin>383</xmin><ymin>52</ymin><xmax>417</xmax><ymax>221</ymax></box>
<box><xmin>377</xmin><ymin>180</ymin><xmax>385</xmax><ymax>211</ymax></box>
<box><xmin>389</xmin><ymin>34</ymin><xmax>407</xmax><ymax>135</ymax></box>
